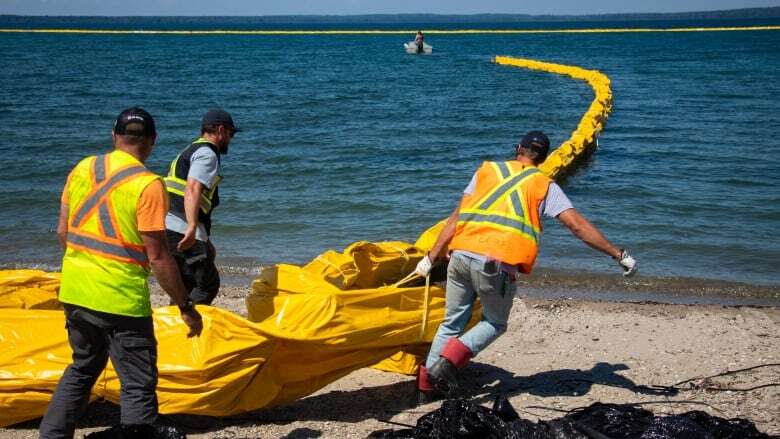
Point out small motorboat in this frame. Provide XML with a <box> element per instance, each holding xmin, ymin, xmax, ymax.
<box><xmin>404</xmin><ymin>42</ymin><xmax>433</xmax><ymax>54</ymax></box>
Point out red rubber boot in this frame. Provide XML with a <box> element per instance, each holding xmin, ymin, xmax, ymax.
<box><xmin>428</xmin><ymin>338</ymin><xmax>473</xmax><ymax>396</ymax></box>
<box><xmin>413</xmin><ymin>365</ymin><xmax>439</xmax><ymax>406</ymax></box>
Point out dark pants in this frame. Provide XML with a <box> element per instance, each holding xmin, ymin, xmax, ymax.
<box><xmin>39</xmin><ymin>304</ymin><xmax>158</xmax><ymax>439</ymax></box>
<box><xmin>165</xmin><ymin>229</ymin><xmax>220</xmax><ymax>305</ymax></box>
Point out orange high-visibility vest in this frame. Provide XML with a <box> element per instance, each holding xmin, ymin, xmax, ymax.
<box><xmin>59</xmin><ymin>150</ymin><xmax>162</xmax><ymax>317</ymax></box>
<box><xmin>449</xmin><ymin>161</ymin><xmax>551</xmax><ymax>274</ymax></box>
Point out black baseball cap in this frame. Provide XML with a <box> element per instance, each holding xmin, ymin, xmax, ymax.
<box><xmin>202</xmin><ymin>109</ymin><xmax>240</xmax><ymax>132</ymax></box>
<box><xmin>519</xmin><ymin>130</ymin><xmax>550</xmax><ymax>157</ymax></box>
<box><xmin>114</xmin><ymin>107</ymin><xmax>156</xmax><ymax>136</ymax></box>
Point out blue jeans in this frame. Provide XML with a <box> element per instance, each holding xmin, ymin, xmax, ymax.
<box><xmin>425</xmin><ymin>251</ymin><xmax>517</xmax><ymax>368</ymax></box>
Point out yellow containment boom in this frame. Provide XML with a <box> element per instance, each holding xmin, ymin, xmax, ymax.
<box><xmin>493</xmin><ymin>56</ymin><xmax>612</xmax><ymax>179</ymax></box>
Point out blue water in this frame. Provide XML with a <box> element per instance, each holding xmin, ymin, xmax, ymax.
<box><xmin>1</xmin><ymin>19</ymin><xmax>779</xmax><ymax>292</ymax></box>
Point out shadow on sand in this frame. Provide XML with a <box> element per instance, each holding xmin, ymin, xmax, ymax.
<box><xmin>462</xmin><ymin>361</ymin><xmax>677</xmax><ymax>402</ymax></box>
<box><xmin>9</xmin><ymin>361</ymin><xmax>675</xmax><ymax>437</ymax></box>
<box><xmin>163</xmin><ymin>360</ymin><xmax>677</xmax><ymax>434</ymax></box>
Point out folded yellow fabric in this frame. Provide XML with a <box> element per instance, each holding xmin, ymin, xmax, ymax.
<box><xmin>0</xmin><ymin>269</ymin><xmax>60</xmax><ymax>310</ymax></box>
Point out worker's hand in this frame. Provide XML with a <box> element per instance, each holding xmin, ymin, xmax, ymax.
<box><xmin>415</xmin><ymin>255</ymin><xmax>433</xmax><ymax>277</ymax></box>
<box><xmin>181</xmin><ymin>308</ymin><xmax>203</xmax><ymax>338</ymax></box>
<box><xmin>617</xmin><ymin>249</ymin><xmax>638</xmax><ymax>277</ymax></box>
<box><xmin>177</xmin><ymin>228</ymin><xmax>196</xmax><ymax>252</ymax></box>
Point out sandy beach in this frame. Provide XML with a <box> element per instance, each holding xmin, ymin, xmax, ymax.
<box><xmin>2</xmin><ymin>281</ymin><xmax>778</xmax><ymax>438</ymax></box>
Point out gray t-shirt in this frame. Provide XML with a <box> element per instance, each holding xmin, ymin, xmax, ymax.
<box><xmin>165</xmin><ymin>146</ymin><xmax>220</xmax><ymax>242</ymax></box>
<box><xmin>463</xmin><ymin>171</ymin><xmax>573</xmax><ymax>219</ymax></box>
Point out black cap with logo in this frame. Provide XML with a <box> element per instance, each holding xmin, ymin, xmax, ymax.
<box><xmin>114</xmin><ymin>107</ymin><xmax>156</xmax><ymax>137</ymax></box>
<box><xmin>202</xmin><ymin>109</ymin><xmax>240</xmax><ymax>132</ymax></box>
<box><xmin>519</xmin><ymin>130</ymin><xmax>550</xmax><ymax>161</ymax></box>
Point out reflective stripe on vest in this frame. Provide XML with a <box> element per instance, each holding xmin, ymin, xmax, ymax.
<box><xmin>449</xmin><ymin>161</ymin><xmax>550</xmax><ymax>272</ymax></box>
<box><xmin>67</xmin><ymin>230</ymin><xmax>149</xmax><ymax>265</ymax></box>
<box><xmin>164</xmin><ymin>176</ymin><xmax>217</xmax><ymax>213</ymax></box>
<box><xmin>460</xmin><ymin>165</ymin><xmax>542</xmax><ymax>244</ymax></box>
<box><xmin>66</xmin><ymin>154</ymin><xmax>150</xmax><ymax>267</ymax></box>
<box><xmin>457</xmin><ymin>211</ymin><xmax>540</xmax><ymax>244</ymax></box>
<box><xmin>163</xmin><ymin>138</ymin><xmax>220</xmax><ymax>214</ymax></box>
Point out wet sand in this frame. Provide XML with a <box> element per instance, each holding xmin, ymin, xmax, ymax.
<box><xmin>2</xmin><ymin>282</ymin><xmax>778</xmax><ymax>438</ymax></box>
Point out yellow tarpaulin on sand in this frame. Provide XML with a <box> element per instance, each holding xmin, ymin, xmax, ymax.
<box><xmin>0</xmin><ymin>269</ymin><xmax>60</xmax><ymax>310</ymax></box>
<box><xmin>0</xmin><ymin>233</ymin><xmax>480</xmax><ymax>427</ymax></box>
<box><xmin>300</xmin><ymin>240</ymin><xmax>425</xmax><ymax>290</ymax></box>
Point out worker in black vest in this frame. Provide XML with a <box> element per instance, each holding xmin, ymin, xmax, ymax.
<box><xmin>164</xmin><ymin>109</ymin><xmax>239</xmax><ymax>305</ymax></box>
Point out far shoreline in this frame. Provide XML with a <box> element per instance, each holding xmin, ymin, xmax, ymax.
<box><xmin>2</xmin><ymin>6</ymin><xmax>780</xmax><ymax>22</ymax></box>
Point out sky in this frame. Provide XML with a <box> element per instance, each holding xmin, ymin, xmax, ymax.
<box><xmin>1</xmin><ymin>0</ymin><xmax>779</xmax><ymax>16</ymax></box>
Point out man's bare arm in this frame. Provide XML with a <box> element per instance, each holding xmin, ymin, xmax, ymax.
<box><xmin>177</xmin><ymin>178</ymin><xmax>205</xmax><ymax>251</ymax></box>
<box><xmin>57</xmin><ymin>203</ymin><xmax>69</xmax><ymax>250</ymax></box>
<box><xmin>557</xmin><ymin>208</ymin><xmax>622</xmax><ymax>259</ymax></box>
<box><xmin>428</xmin><ymin>203</ymin><xmax>462</xmax><ymax>262</ymax></box>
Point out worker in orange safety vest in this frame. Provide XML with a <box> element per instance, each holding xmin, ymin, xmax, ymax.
<box><xmin>413</xmin><ymin>130</ymin><xmax>638</xmax><ymax>403</ymax></box>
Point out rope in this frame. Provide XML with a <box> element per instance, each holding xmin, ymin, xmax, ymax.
<box><xmin>376</xmin><ymin>418</ymin><xmax>416</xmax><ymax>429</ymax></box>
<box><xmin>419</xmin><ymin>274</ymin><xmax>431</xmax><ymax>341</ymax></box>
<box><xmin>672</xmin><ymin>362</ymin><xmax>780</xmax><ymax>387</ymax></box>
<box><xmin>671</xmin><ymin>362</ymin><xmax>780</xmax><ymax>393</ymax></box>
<box><xmin>392</xmin><ymin>271</ymin><xmax>420</xmax><ymax>288</ymax></box>
<box><xmin>95</xmin><ymin>368</ymin><xmax>110</xmax><ymax>402</ymax></box>
<box><xmin>388</xmin><ymin>271</ymin><xmax>431</xmax><ymax>341</ymax></box>
<box><xmin>386</xmin><ymin>243</ymin><xmax>411</xmax><ymax>276</ymax></box>
<box><xmin>314</xmin><ymin>255</ymin><xmax>348</xmax><ymax>279</ymax></box>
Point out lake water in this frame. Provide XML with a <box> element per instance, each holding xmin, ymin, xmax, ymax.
<box><xmin>1</xmin><ymin>17</ymin><xmax>778</xmax><ymax>301</ymax></box>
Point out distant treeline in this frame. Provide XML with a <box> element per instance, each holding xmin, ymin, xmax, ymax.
<box><xmin>2</xmin><ymin>6</ymin><xmax>780</xmax><ymax>26</ymax></box>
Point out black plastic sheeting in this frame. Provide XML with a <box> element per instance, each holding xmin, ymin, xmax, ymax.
<box><xmin>370</xmin><ymin>397</ymin><xmax>777</xmax><ymax>439</ymax></box>
<box><xmin>83</xmin><ymin>424</ymin><xmax>186</xmax><ymax>439</ymax></box>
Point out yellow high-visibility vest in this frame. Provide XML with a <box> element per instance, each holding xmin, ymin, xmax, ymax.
<box><xmin>164</xmin><ymin>137</ymin><xmax>221</xmax><ymax>215</ymax></box>
<box><xmin>59</xmin><ymin>149</ymin><xmax>162</xmax><ymax>317</ymax></box>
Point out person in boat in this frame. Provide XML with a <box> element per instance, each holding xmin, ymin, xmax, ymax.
<box><xmin>415</xmin><ymin>31</ymin><xmax>424</xmax><ymax>54</ymax></box>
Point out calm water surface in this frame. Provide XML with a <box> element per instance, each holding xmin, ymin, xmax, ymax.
<box><xmin>1</xmin><ymin>19</ymin><xmax>778</xmax><ymax>297</ymax></box>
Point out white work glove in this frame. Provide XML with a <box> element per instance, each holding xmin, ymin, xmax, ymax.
<box><xmin>616</xmin><ymin>249</ymin><xmax>638</xmax><ymax>277</ymax></box>
<box><xmin>415</xmin><ymin>255</ymin><xmax>433</xmax><ymax>277</ymax></box>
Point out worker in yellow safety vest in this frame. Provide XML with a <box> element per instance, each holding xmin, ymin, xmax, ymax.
<box><xmin>413</xmin><ymin>131</ymin><xmax>637</xmax><ymax>402</ymax></box>
<box><xmin>40</xmin><ymin>108</ymin><xmax>203</xmax><ymax>439</ymax></box>
<box><xmin>163</xmin><ymin>109</ymin><xmax>239</xmax><ymax>305</ymax></box>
